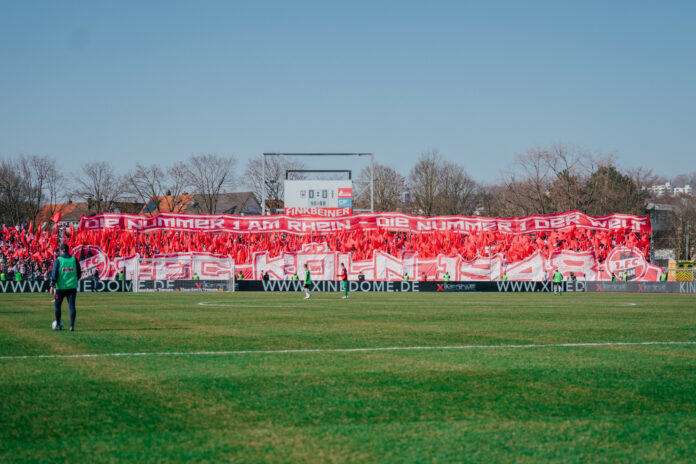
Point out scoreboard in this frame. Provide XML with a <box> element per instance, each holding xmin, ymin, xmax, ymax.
<box><xmin>284</xmin><ymin>180</ymin><xmax>353</xmax><ymax>217</ymax></box>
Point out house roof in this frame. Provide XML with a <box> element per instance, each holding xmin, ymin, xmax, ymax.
<box><xmin>139</xmin><ymin>192</ymin><xmax>261</xmax><ymax>216</ymax></box>
<box><xmin>112</xmin><ymin>201</ymin><xmax>145</xmax><ymax>214</ymax></box>
<box><xmin>140</xmin><ymin>194</ymin><xmax>194</xmax><ymax>215</ymax></box>
<box><xmin>265</xmin><ymin>199</ymin><xmax>285</xmax><ymax>210</ymax></box>
<box><xmin>35</xmin><ymin>203</ymin><xmax>88</xmax><ymax>224</ymax></box>
<box><xmin>188</xmin><ymin>192</ymin><xmax>261</xmax><ymax>215</ymax></box>
<box><xmin>37</xmin><ymin>200</ymin><xmax>146</xmax><ymax>224</ymax></box>
<box><xmin>646</xmin><ymin>203</ymin><xmax>676</xmax><ymax>212</ymax></box>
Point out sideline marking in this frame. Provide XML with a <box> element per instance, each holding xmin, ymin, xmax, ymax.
<box><xmin>197</xmin><ymin>301</ymin><xmax>639</xmax><ymax>308</ymax></box>
<box><xmin>1</xmin><ymin>341</ymin><xmax>695</xmax><ymax>361</ymax></box>
<box><xmin>196</xmin><ymin>302</ymin><xmax>290</xmax><ymax>308</ymax></box>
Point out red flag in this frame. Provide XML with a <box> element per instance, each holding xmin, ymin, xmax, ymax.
<box><xmin>51</xmin><ymin>212</ymin><xmax>62</xmax><ymax>223</ymax></box>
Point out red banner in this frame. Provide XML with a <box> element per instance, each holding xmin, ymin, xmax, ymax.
<box><xmin>79</xmin><ymin>210</ymin><xmax>651</xmax><ymax>235</ymax></box>
<box><xmin>71</xmin><ymin>242</ymin><xmax>663</xmax><ymax>282</ymax></box>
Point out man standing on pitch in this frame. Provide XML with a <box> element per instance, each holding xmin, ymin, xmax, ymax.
<box><xmin>339</xmin><ymin>263</ymin><xmax>348</xmax><ymax>299</ymax></box>
<box><xmin>303</xmin><ymin>263</ymin><xmax>311</xmax><ymax>299</ymax></box>
<box><xmin>51</xmin><ymin>243</ymin><xmax>81</xmax><ymax>331</ymax></box>
<box><xmin>552</xmin><ymin>269</ymin><xmax>563</xmax><ymax>295</ymax></box>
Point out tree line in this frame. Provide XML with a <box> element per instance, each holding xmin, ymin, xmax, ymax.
<box><xmin>1</xmin><ymin>145</ymin><xmax>693</xmax><ymax>259</ymax></box>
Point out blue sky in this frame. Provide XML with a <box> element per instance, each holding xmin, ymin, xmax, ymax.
<box><xmin>1</xmin><ymin>0</ymin><xmax>694</xmax><ymax>183</ymax></box>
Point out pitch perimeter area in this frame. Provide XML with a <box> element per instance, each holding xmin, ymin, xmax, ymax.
<box><xmin>1</xmin><ymin>292</ymin><xmax>695</xmax><ymax>462</ymax></box>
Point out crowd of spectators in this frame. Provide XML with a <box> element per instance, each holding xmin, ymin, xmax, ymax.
<box><xmin>0</xmin><ymin>224</ymin><xmax>56</xmax><ymax>282</ymax></box>
<box><xmin>65</xmin><ymin>226</ymin><xmax>651</xmax><ymax>265</ymax></box>
<box><xmin>1</xmin><ymin>221</ymin><xmax>651</xmax><ymax>279</ymax></box>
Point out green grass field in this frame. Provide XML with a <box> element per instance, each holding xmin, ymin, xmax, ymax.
<box><xmin>1</xmin><ymin>291</ymin><xmax>695</xmax><ymax>463</ymax></box>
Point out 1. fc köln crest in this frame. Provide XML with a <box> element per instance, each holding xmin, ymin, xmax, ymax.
<box><xmin>605</xmin><ymin>246</ymin><xmax>648</xmax><ymax>280</ymax></box>
<box><xmin>72</xmin><ymin>245</ymin><xmax>111</xmax><ymax>279</ymax></box>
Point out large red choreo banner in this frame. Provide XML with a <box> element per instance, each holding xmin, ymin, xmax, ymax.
<box><xmin>80</xmin><ymin>211</ymin><xmax>651</xmax><ymax>235</ymax></box>
<box><xmin>76</xmin><ymin>211</ymin><xmax>659</xmax><ymax>281</ymax></box>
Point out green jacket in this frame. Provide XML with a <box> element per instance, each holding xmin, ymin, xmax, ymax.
<box><xmin>55</xmin><ymin>256</ymin><xmax>78</xmax><ymax>290</ymax></box>
<box><xmin>553</xmin><ymin>272</ymin><xmax>563</xmax><ymax>283</ymax></box>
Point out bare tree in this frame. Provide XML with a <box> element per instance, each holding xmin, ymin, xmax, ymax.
<box><xmin>74</xmin><ymin>162</ymin><xmax>126</xmax><ymax>213</ymax></box>
<box><xmin>186</xmin><ymin>154</ymin><xmax>237</xmax><ymax>214</ymax></box>
<box><xmin>435</xmin><ymin>161</ymin><xmax>478</xmax><ymax>215</ymax></box>
<box><xmin>44</xmin><ymin>161</ymin><xmax>67</xmax><ymax>222</ymax></box>
<box><xmin>243</xmin><ymin>156</ymin><xmax>305</xmax><ymax>208</ymax></box>
<box><xmin>499</xmin><ymin>148</ymin><xmax>555</xmax><ymax>216</ymax></box>
<box><xmin>654</xmin><ymin>195</ymin><xmax>696</xmax><ymax>260</ymax></box>
<box><xmin>494</xmin><ymin>144</ymin><xmax>609</xmax><ymax>215</ymax></box>
<box><xmin>0</xmin><ymin>155</ymin><xmax>65</xmax><ymax>224</ymax></box>
<box><xmin>125</xmin><ymin>163</ymin><xmax>167</xmax><ymax>214</ymax></box>
<box><xmin>355</xmin><ymin>163</ymin><xmax>405</xmax><ymax>212</ymax></box>
<box><xmin>627</xmin><ymin>167</ymin><xmax>662</xmax><ymax>192</ymax></box>
<box><xmin>409</xmin><ymin>149</ymin><xmax>442</xmax><ymax>216</ymax></box>
<box><xmin>124</xmin><ymin>162</ymin><xmax>193</xmax><ymax>215</ymax></box>
<box><xmin>479</xmin><ymin>183</ymin><xmax>514</xmax><ymax>217</ymax></box>
<box><xmin>489</xmin><ymin>143</ymin><xmax>655</xmax><ymax>218</ymax></box>
<box><xmin>165</xmin><ymin>161</ymin><xmax>192</xmax><ymax>212</ymax></box>
<box><xmin>0</xmin><ymin>158</ymin><xmax>29</xmax><ymax>224</ymax></box>
<box><xmin>544</xmin><ymin>144</ymin><xmax>602</xmax><ymax>213</ymax></box>
<box><xmin>671</xmin><ymin>171</ymin><xmax>696</xmax><ymax>189</ymax></box>
<box><xmin>584</xmin><ymin>164</ymin><xmax>647</xmax><ymax>216</ymax></box>
<box><xmin>19</xmin><ymin>155</ymin><xmax>58</xmax><ymax>221</ymax></box>
<box><xmin>408</xmin><ymin>150</ymin><xmax>478</xmax><ymax>216</ymax></box>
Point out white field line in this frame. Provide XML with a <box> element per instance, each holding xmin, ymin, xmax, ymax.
<box><xmin>196</xmin><ymin>301</ymin><xmax>639</xmax><ymax>308</ymax></box>
<box><xmin>196</xmin><ymin>302</ymin><xmax>290</xmax><ymax>308</ymax></box>
<box><xmin>1</xmin><ymin>341</ymin><xmax>695</xmax><ymax>361</ymax></box>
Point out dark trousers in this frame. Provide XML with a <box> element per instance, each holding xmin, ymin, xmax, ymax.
<box><xmin>55</xmin><ymin>288</ymin><xmax>77</xmax><ymax>327</ymax></box>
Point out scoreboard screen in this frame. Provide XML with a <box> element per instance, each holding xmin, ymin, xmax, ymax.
<box><xmin>284</xmin><ymin>180</ymin><xmax>353</xmax><ymax>217</ymax></box>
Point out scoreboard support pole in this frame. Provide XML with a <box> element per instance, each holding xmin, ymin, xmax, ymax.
<box><xmin>370</xmin><ymin>154</ymin><xmax>374</xmax><ymax>213</ymax></box>
<box><xmin>261</xmin><ymin>153</ymin><xmax>374</xmax><ymax>215</ymax></box>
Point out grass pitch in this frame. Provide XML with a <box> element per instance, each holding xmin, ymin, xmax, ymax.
<box><xmin>1</xmin><ymin>291</ymin><xmax>695</xmax><ymax>463</ymax></box>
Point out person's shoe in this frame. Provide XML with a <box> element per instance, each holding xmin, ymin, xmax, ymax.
<box><xmin>342</xmin><ymin>296</ymin><xmax>347</xmax><ymax>299</ymax></box>
<box><xmin>304</xmin><ymin>295</ymin><xmax>310</xmax><ymax>299</ymax></box>
<box><xmin>69</xmin><ymin>326</ymin><xmax>74</xmax><ymax>332</ymax></box>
